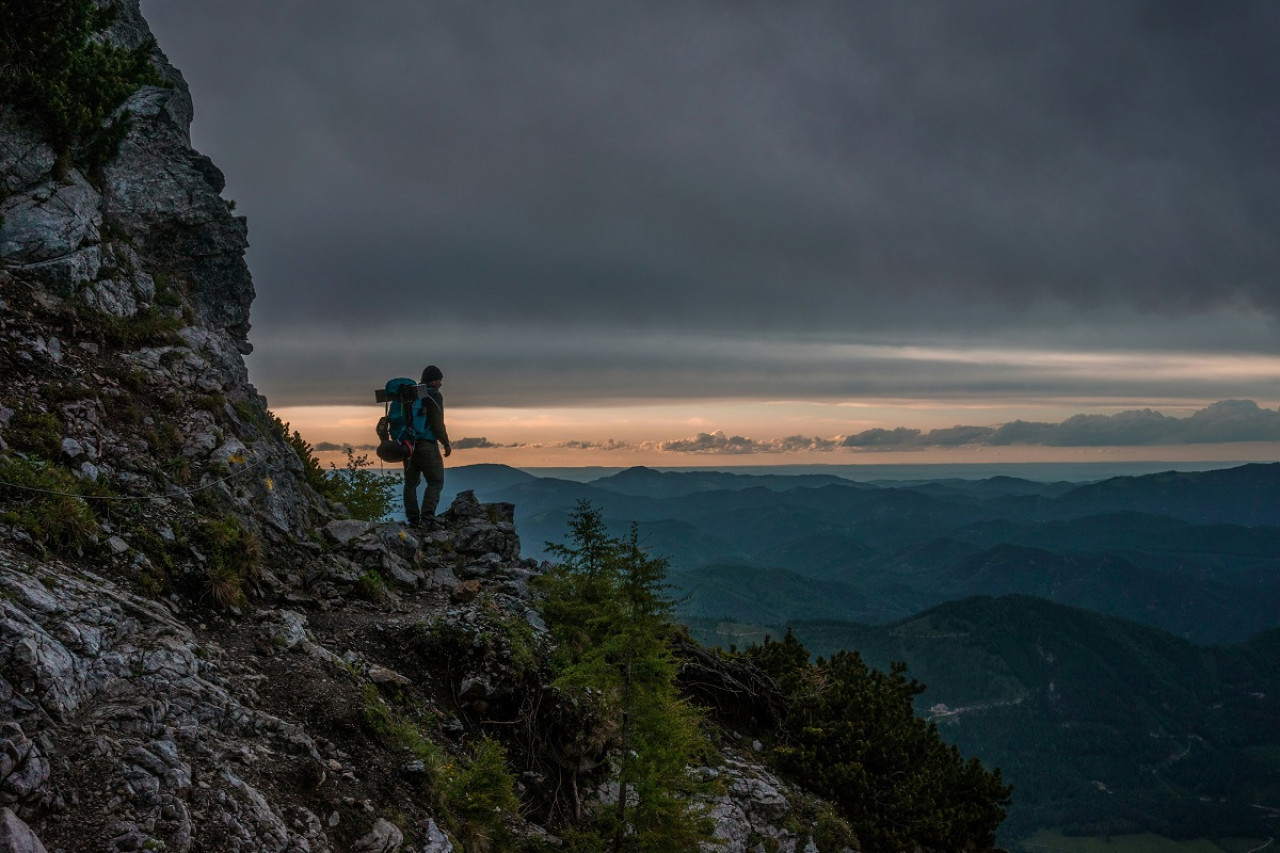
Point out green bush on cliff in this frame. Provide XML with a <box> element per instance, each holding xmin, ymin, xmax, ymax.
<box><xmin>0</xmin><ymin>0</ymin><xmax>164</xmax><ymax>173</ymax></box>
<box><xmin>328</xmin><ymin>446</ymin><xmax>396</xmax><ymax>522</ymax></box>
<box><xmin>271</xmin><ymin>416</ymin><xmax>394</xmax><ymax>521</ymax></box>
<box><xmin>746</xmin><ymin>630</ymin><xmax>1013</xmax><ymax>852</ymax></box>
<box><xmin>0</xmin><ymin>454</ymin><xmax>98</xmax><ymax>555</ymax></box>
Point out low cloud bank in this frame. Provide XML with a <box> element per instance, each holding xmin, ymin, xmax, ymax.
<box><xmin>657</xmin><ymin>400</ymin><xmax>1280</xmax><ymax>454</ymax></box>
<box><xmin>654</xmin><ymin>432</ymin><xmax>842</xmax><ymax>454</ymax></box>
<box><xmin>840</xmin><ymin>400</ymin><xmax>1280</xmax><ymax>449</ymax></box>
<box><xmin>452</xmin><ymin>437</ymin><xmax>526</xmax><ymax>450</ymax></box>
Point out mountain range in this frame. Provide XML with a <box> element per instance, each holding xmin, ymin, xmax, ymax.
<box><xmin>441</xmin><ymin>462</ymin><xmax>1280</xmax><ymax>644</ymax></box>
<box><xmin>438</xmin><ymin>461</ymin><xmax>1280</xmax><ymax>845</ymax></box>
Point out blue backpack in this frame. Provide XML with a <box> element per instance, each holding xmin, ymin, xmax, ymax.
<box><xmin>375</xmin><ymin>377</ymin><xmax>419</xmax><ymax>462</ymax></box>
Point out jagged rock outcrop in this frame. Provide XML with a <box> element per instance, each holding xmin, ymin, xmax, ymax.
<box><xmin>1</xmin><ymin>0</ymin><xmax>324</xmax><ymax>569</ymax></box>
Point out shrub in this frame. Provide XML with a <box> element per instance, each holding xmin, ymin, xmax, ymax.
<box><xmin>6</xmin><ymin>410</ymin><xmax>63</xmax><ymax>459</ymax></box>
<box><xmin>328</xmin><ymin>446</ymin><xmax>397</xmax><ymax>522</ymax></box>
<box><xmin>0</xmin><ymin>0</ymin><xmax>165</xmax><ymax>173</ymax></box>
<box><xmin>187</xmin><ymin>515</ymin><xmax>260</xmax><ymax>606</ymax></box>
<box><xmin>272</xmin><ymin>414</ymin><xmax>335</xmax><ymax>498</ymax></box>
<box><xmin>0</xmin><ymin>454</ymin><xmax>98</xmax><ymax>555</ymax></box>
<box><xmin>440</xmin><ymin>736</ymin><xmax>522</xmax><ymax>852</ymax></box>
<box><xmin>361</xmin><ymin>685</ymin><xmax>522</xmax><ymax>852</ymax></box>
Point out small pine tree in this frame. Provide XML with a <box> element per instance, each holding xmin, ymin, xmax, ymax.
<box><xmin>538</xmin><ymin>502</ymin><xmax>714</xmax><ymax>852</ymax></box>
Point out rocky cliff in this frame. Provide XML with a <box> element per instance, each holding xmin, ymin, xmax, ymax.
<box><xmin>0</xmin><ymin>4</ymin><xmax>859</xmax><ymax>851</ymax></box>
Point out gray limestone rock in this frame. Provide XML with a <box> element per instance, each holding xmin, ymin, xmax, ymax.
<box><xmin>323</xmin><ymin>520</ymin><xmax>374</xmax><ymax>546</ymax></box>
<box><xmin>0</xmin><ymin>808</ymin><xmax>48</xmax><ymax>853</ymax></box>
<box><xmin>0</xmin><ymin>174</ymin><xmax>101</xmax><ymax>264</ymax></box>
<box><xmin>352</xmin><ymin>817</ymin><xmax>403</xmax><ymax>853</ymax></box>
<box><xmin>0</xmin><ymin>724</ymin><xmax>49</xmax><ymax>809</ymax></box>
<box><xmin>0</xmin><ymin>106</ymin><xmax>56</xmax><ymax>192</ymax></box>
<box><xmin>420</xmin><ymin>820</ymin><xmax>453</xmax><ymax>853</ymax></box>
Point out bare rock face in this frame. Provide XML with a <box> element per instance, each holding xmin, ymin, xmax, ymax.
<box><xmin>0</xmin><ymin>547</ymin><xmax>324</xmax><ymax>851</ymax></box>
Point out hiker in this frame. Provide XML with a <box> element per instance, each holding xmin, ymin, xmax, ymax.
<box><xmin>404</xmin><ymin>364</ymin><xmax>452</xmax><ymax>525</ymax></box>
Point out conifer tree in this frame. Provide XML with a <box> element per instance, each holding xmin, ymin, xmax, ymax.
<box><xmin>748</xmin><ymin>631</ymin><xmax>1012</xmax><ymax>852</ymax></box>
<box><xmin>538</xmin><ymin>502</ymin><xmax>713</xmax><ymax>852</ymax></box>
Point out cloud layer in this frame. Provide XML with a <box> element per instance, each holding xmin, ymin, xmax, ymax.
<box><xmin>144</xmin><ymin>1</ymin><xmax>1280</xmax><ymax>412</ymax></box>
<box><xmin>321</xmin><ymin>401</ymin><xmax>1280</xmax><ymax>456</ymax></box>
<box><xmin>556</xmin><ymin>400</ymin><xmax>1280</xmax><ymax>455</ymax></box>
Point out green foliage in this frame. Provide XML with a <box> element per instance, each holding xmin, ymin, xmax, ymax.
<box><xmin>6</xmin><ymin>410</ymin><xmax>64</xmax><ymax>459</ymax></box>
<box><xmin>357</xmin><ymin>569</ymin><xmax>388</xmax><ymax>601</ymax></box>
<box><xmin>43</xmin><ymin>382</ymin><xmax>93</xmax><ymax>404</ymax></box>
<box><xmin>746</xmin><ymin>630</ymin><xmax>1012</xmax><ymax>852</ymax></box>
<box><xmin>0</xmin><ymin>453</ymin><xmax>98</xmax><ymax>555</ymax></box>
<box><xmin>439</xmin><ymin>736</ymin><xmax>523</xmax><ymax>852</ymax></box>
<box><xmin>187</xmin><ymin>515</ymin><xmax>260</xmax><ymax>607</ymax></box>
<box><xmin>361</xmin><ymin>685</ymin><xmax>521</xmax><ymax>852</ymax></box>
<box><xmin>328</xmin><ymin>446</ymin><xmax>397</xmax><ymax>522</ymax></box>
<box><xmin>272</xmin><ymin>414</ymin><xmax>334</xmax><ymax>496</ymax></box>
<box><xmin>85</xmin><ymin>305</ymin><xmax>185</xmax><ymax>348</ymax></box>
<box><xmin>536</xmin><ymin>501</ymin><xmax>715</xmax><ymax>852</ymax></box>
<box><xmin>0</xmin><ymin>0</ymin><xmax>164</xmax><ymax>172</ymax></box>
<box><xmin>274</xmin><ymin>417</ymin><xmax>396</xmax><ymax>520</ymax></box>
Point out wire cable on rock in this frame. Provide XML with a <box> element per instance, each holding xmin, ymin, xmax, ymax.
<box><xmin>0</xmin><ymin>456</ymin><xmax>271</xmax><ymax>502</ymax></box>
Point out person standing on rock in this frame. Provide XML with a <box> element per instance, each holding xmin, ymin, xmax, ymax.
<box><xmin>404</xmin><ymin>364</ymin><xmax>452</xmax><ymax>526</ymax></box>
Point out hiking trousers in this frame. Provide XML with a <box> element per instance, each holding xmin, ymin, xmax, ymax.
<box><xmin>404</xmin><ymin>440</ymin><xmax>444</xmax><ymax>523</ymax></box>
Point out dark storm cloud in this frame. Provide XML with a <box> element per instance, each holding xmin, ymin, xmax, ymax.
<box><xmin>143</xmin><ymin>1</ymin><xmax>1280</xmax><ymax>406</ymax></box>
<box><xmin>249</xmin><ymin>324</ymin><xmax>1280</xmax><ymax>409</ymax></box>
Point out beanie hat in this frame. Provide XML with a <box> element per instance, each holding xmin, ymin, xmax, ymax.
<box><xmin>421</xmin><ymin>365</ymin><xmax>444</xmax><ymax>383</ymax></box>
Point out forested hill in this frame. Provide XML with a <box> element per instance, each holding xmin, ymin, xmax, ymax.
<box><xmin>751</xmin><ymin>596</ymin><xmax>1280</xmax><ymax>841</ymax></box>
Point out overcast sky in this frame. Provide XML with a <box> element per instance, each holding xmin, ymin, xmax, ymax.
<box><xmin>141</xmin><ymin>1</ymin><xmax>1280</xmax><ymax>459</ymax></box>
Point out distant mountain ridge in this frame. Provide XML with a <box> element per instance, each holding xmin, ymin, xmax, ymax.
<box><xmin>443</xmin><ymin>461</ymin><xmax>1280</xmax><ymax>644</ymax></box>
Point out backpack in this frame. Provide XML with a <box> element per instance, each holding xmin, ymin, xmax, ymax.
<box><xmin>374</xmin><ymin>377</ymin><xmax>419</xmax><ymax>462</ymax></box>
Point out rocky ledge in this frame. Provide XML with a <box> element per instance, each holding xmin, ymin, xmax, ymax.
<box><xmin>1</xmin><ymin>491</ymin><xmax>846</xmax><ymax>852</ymax></box>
